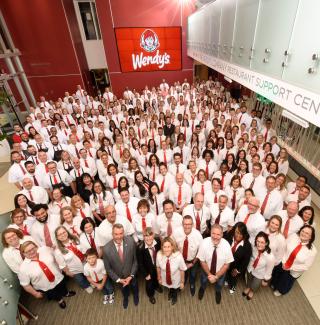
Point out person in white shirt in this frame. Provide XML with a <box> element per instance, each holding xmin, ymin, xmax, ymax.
<box><xmin>159</xmin><ymin>79</ymin><xmax>169</xmax><ymax>92</ymax></box>
<box><xmin>79</xmin><ymin>218</ymin><xmax>102</xmax><ymax>256</ymax></box>
<box><xmin>264</xmin><ymin>215</ymin><xmax>286</xmax><ymax>267</ymax></box>
<box><xmin>204</xmin><ymin>178</ymin><xmax>226</xmax><ymax>209</ymax></box>
<box><xmin>8</xmin><ymin>208</ymin><xmax>34</xmax><ymax>236</ymax></box>
<box><xmin>84</xmin><ymin>248</ymin><xmax>114</xmax><ymax>305</ymax></box>
<box><xmin>235</xmin><ymin>197</ymin><xmax>265</xmax><ymax>243</ymax></box>
<box><xmin>241</xmin><ymin>162</ymin><xmax>266</xmax><ymax>198</ymax></box>
<box><xmin>148</xmin><ymin>183</ymin><xmax>165</xmax><ymax>216</ymax></box>
<box><xmin>115</xmin><ymin>188</ymin><xmax>139</xmax><ymax>223</ymax></box>
<box><xmin>156</xmin><ymin>199</ymin><xmax>183</xmax><ymax>239</ymax></box>
<box><xmin>156</xmin><ymin>237</ymin><xmax>187</xmax><ymax>305</ymax></box>
<box><xmin>30</xmin><ymin>204</ymin><xmax>60</xmax><ymax>248</ymax></box>
<box><xmin>8</xmin><ymin>151</ymin><xmax>27</xmax><ymax>190</ymax></box>
<box><xmin>243</xmin><ymin>232</ymin><xmax>275</xmax><ymax>300</ymax></box>
<box><xmin>54</xmin><ymin>226</ymin><xmax>93</xmax><ymax>293</ymax></box>
<box><xmin>2</xmin><ymin>228</ymin><xmax>35</xmax><ymax>274</ymax></box>
<box><xmin>155</xmin><ymin>162</ymin><xmax>175</xmax><ymax>199</ymax></box>
<box><xmin>183</xmin><ymin>193</ymin><xmax>211</xmax><ymax>235</ymax></box>
<box><xmin>210</xmin><ymin>195</ymin><xmax>235</xmax><ymax>233</ymax></box>
<box><xmin>97</xmin><ymin>205</ymin><xmax>134</xmax><ymax>246</ymax></box>
<box><xmin>192</xmin><ymin>169</ymin><xmax>212</xmax><ymax>197</ymax></box>
<box><xmin>224</xmin><ymin>175</ymin><xmax>245</xmax><ymax>211</ymax></box>
<box><xmin>172</xmin><ymin>215</ymin><xmax>203</xmax><ymax>296</ymax></box>
<box><xmin>259</xmin><ymin>176</ymin><xmax>284</xmax><ymax>220</ymax></box>
<box><xmin>156</xmin><ymin>140</ymin><xmax>173</xmax><ymax>165</ymax></box>
<box><xmin>168</xmin><ymin>152</ymin><xmax>187</xmax><ymax>176</ymax></box>
<box><xmin>286</xmin><ymin>175</ymin><xmax>308</xmax><ymax>198</ymax></box>
<box><xmin>18</xmin><ymin>240</ymin><xmax>76</xmax><ymax>309</ymax></box>
<box><xmin>271</xmin><ymin>225</ymin><xmax>317</xmax><ymax>296</ymax></box>
<box><xmin>132</xmin><ymin>199</ymin><xmax>156</xmax><ymax>242</ymax></box>
<box><xmin>184</xmin><ymin>159</ymin><xmax>198</xmax><ymax>187</ymax></box>
<box><xmin>213</xmin><ymin>163</ymin><xmax>232</xmax><ymax>190</ymax></box>
<box><xmin>286</xmin><ymin>185</ymin><xmax>311</xmax><ymax>210</ymax></box>
<box><xmin>19</xmin><ymin>177</ymin><xmax>49</xmax><ymax>204</ymax></box>
<box><xmin>277</xmin><ymin>201</ymin><xmax>304</xmax><ymax>239</ymax></box>
<box><xmin>169</xmin><ymin>173</ymin><xmax>192</xmax><ymax>214</ymax></box>
<box><xmin>79</xmin><ymin>148</ymin><xmax>97</xmax><ymax>177</ymax></box>
<box><xmin>197</xmin><ymin>224</ymin><xmax>234</xmax><ymax>304</ymax></box>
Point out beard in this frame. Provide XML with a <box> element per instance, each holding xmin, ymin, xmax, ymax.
<box><xmin>37</xmin><ymin>215</ymin><xmax>48</xmax><ymax>223</ymax></box>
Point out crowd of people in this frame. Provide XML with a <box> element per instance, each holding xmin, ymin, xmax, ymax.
<box><xmin>2</xmin><ymin>77</ymin><xmax>317</xmax><ymax>310</ymax></box>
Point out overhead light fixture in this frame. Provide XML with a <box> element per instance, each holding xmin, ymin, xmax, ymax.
<box><xmin>224</xmin><ymin>76</ymin><xmax>232</xmax><ymax>83</ymax></box>
<box><xmin>282</xmin><ymin>109</ymin><xmax>309</xmax><ymax>128</ymax></box>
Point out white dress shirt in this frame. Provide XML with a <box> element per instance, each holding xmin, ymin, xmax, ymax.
<box><xmin>155</xmin><ymin>172</ymin><xmax>175</xmax><ymax>198</ymax></box>
<box><xmin>197</xmin><ymin>237</ymin><xmax>234</xmax><ymax>272</ymax></box>
<box><xmin>184</xmin><ymin>169</ymin><xmax>198</xmax><ymax>187</ymax></box>
<box><xmin>198</xmin><ymin>159</ymin><xmax>218</xmax><ymax>180</ymax></box>
<box><xmin>172</xmin><ymin>227</ymin><xmax>203</xmax><ymax>261</ymax></box>
<box><xmin>84</xmin><ymin>258</ymin><xmax>106</xmax><ymax>282</ymax></box>
<box><xmin>30</xmin><ymin>215</ymin><xmax>60</xmax><ymax>247</ymax></box>
<box><xmin>20</xmin><ymin>186</ymin><xmax>49</xmax><ymax>204</ymax></box>
<box><xmin>192</xmin><ymin>180</ymin><xmax>211</xmax><ymax>196</ymax></box>
<box><xmin>156</xmin><ymin>149</ymin><xmax>173</xmax><ymax>165</ymax></box>
<box><xmin>247</xmin><ymin>247</ymin><xmax>275</xmax><ymax>280</ymax></box>
<box><xmin>265</xmin><ymin>228</ymin><xmax>286</xmax><ymax>266</ymax></box>
<box><xmin>204</xmin><ymin>189</ymin><xmax>226</xmax><ymax>209</ymax></box>
<box><xmin>156</xmin><ymin>212</ymin><xmax>183</xmax><ymax>238</ymax></box>
<box><xmin>18</xmin><ymin>246</ymin><xmax>64</xmax><ymax>291</ymax></box>
<box><xmin>132</xmin><ymin>213</ymin><xmax>156</xmax><ymax>241</ymax></box>
<box><xmin>277</xmin><ymin>210</ymin><xmax>304</xmax><ymax>238</ymax></box>
<box><xmin>115</xmin><ymin>197</ymin><xmax>140</xmax><ymax>220</ymax></box>
<box><xmin>43</xmin><ymin>169</ymin><xmax>73</xmax><ymax>190</ymax></box>
<box><xmin>182</xmin><ymin>204</ymin><xmax>211</xmax><ymax>234</ymax></box>
<box><xmin>212</xmin><ymin>171</ymin><xmax>233</xmax><ymax>190</ymax></box>
<box><xmin>156</xmin><ymin>251</ymin><xmax>187</xmax><ymax>289</ymax></box>
<box><xmin>168</xmin><ymin>163</ymin><xmax>187</xmax><ymax>176</ymax></box>
<box><xmin>8</xmin><ymin>161</ymin><xmax>27</xmax><ymax>184</ymax></box>
<box><xmin>241</xmin><ymin>173</ymin><xmax>266</xmax><ymax>198</ymax></box>
<box><xmin>169</xmin><ymin>183</ymin><xmax>192</xmax><ymax>209</ymax></box>
<box><xmin>210</xmin><ymin>204</ymin><xmax>235</xmax><ymax>232</ymax></box>
<box><xmin>148</xmin><ymin>193</ymin><xmax>165</xmax><ymax>216</ymax></box>
<box><xmin>258</xmin><ymin>189</ymin><xmax>283</xmax><ymax>220</ymax></box>
<box><xmin>48</xmin><ymin>197</ymin><xmax>71</xmax><ymax>217</ymax></box>
<box><xmin>89</xmin><ymin>192</ymin><xmax>114</xmax><ymax>215</ymax></box>
<box><xmin>62</xmin><ymin>217</ymin><xmax>82</xmax><ymax>237</ymax></box>
<box><xmin>224</xmin><ymin>186</ymin><xmax>245</xmax><ymax>211</ymax></box>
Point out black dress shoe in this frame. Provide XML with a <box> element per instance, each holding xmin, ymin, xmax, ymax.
<box><xmin>168</xmin><ymin>290</ymin><xmax>172</xmax><ymax>301</ymax></box>
<box><xmin>149</xmin><ymin>296</ymin><xmax>156</xmax><ymax>304</ymax></box>
<box><xmin>171</xmin><ymin>297</ymin><xmax>177</xmax><ymax>305</ymax></box>
<box><xmin>134</xmin><ymin>294</ymin><xmax>139</xmax><ymax>306</ymax></box>
<box><xmin>242</xmin><ymin>291</ymin><xmax>248</xmax><ymax>297</ymax></box>
<box><xmin>215</xmin><ymin>291</ymin><xmax>221</xmax><ymax>304</ymax></box>
<box><xmin>58</xmin><ymin>300</ymin><xmax>66</xmax><ymax>309</ymax></box>
<box><xmin>123</xmin><ymin>298</ymin><xmax>129</xmax><ymax>309</ymax></box>
<box><xmin>64</xmin><ymin>291</ymin><xmax>76</xmax><ymax>297</ymax></box>
<box><xmin>198</xmin><ymin>287</ymin><xmax>205</xmax><ymax>300</ymax></box>
<box><xmin>190</xmin><ymin>285</ymin><xmax>196</xmax><ymax>296</ymax></box>
<box><xmin>155</xmin><ymin>286</ymin><xmax>163</xmax><ymax>293</ymax></box>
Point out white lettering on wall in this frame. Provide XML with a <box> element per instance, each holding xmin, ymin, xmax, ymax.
<box><xmin>132</xmin><ymin>50</ymin><xmax>170</xmax><ymax>70</ymax></box>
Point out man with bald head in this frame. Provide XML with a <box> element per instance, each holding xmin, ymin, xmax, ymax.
<box><xmin>276</xmin><ymin>201</ymin><xmax>303</xmax><ymax>238</ymax></box>
<box><xmin>169</xmin><ymin>173</ymin><xmax>192</xmax><ymax>214</ymax></box>
<box><xmin>97</xmin><ymin>205</ymin><xmax>134</xmax><ymax>246</ymax></box>
<box><xmin>235</xmin><ymin>197</ymin><xmax>265</xmax><ymax>243</ymax></box>
<box><xmin>19</xmin><ymin>176</ymin><xmax>49</xmax><ymax>204</ymax></box>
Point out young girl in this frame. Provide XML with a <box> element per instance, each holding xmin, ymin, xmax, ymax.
<box><xmin>84</xmin><ymin>248</ymin><xmax>114</xmax><ymax>304</ymax></box>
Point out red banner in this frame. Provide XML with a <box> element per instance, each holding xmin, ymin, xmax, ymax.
<box><xmin>115</xmin><ymin>27</ymin><xmax>182</xmax><ymax>72</ymax></box>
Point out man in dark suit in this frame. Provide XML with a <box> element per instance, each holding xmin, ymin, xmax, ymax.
<box><xmin>163</xmin><ymin>116</ymin><xmax>175</xmax><ymax>137</ymax></box>
<box><xmin>103</xmin><ymin>223</ymin><xmax>139</xmax><ymax>309</ymax></box>
<box><xmin>136</xmin><ymin>227</ymin><xmax>162</xmax><ymax>304</ymax></box>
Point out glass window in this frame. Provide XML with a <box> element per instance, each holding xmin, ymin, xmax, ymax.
<box><xmin>78</xmin><ymin>2</ymin><xmax>101</xmax><ymax>40</ymax></box>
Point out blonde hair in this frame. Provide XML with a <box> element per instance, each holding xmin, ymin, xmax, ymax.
<box><xmin>161</xmin><ymin>236</ymin><xmax>178</xmax><ymax>253</ymax></box>
<box><xmin>70</xmin><ymin>194</ymin><xmax>84</xmax><ymax>215</ymax></box>
<box><xmin>60</xmin><ymin>206</ymin><xmax>74</xmax><ymax>224</ymax></box>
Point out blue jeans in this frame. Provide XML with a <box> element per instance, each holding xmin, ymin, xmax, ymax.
<box><xmin>74</xmin><ymin>273</ymin><xmax>90</xmax><ymax>289</ymax></box>
<box><xmin>185</xmin><ymin>262</ymin><xmax>198</xmax><ymax>287</ymax></box>
<box><xmin>121</xmin><ymin>276</ymin><xmax>139</xmax><ymax>300</ymax></box>
<box><xmin>103</xmin><ymin>278</ymin><xmax>115</xmax><ymax>295</ymax></box>
<box><xmin>200</xmin><ymin>270</ymin><xmax>225</xmax><ymax>293</ymax></box>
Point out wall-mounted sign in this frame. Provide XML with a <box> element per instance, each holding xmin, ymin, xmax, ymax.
<box><xmin>115</xmin><ymin>27</ymin><xmax>182</xmax><ymax>72</ymax></box>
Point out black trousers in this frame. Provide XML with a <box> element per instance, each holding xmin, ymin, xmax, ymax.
<box><xmin>145</xmin><ymin>270</ymin><xmax>160</xmax><ymax>297</ymax></box>
<box><xmin>168</xmin><ymin>288</ymin><xmax>178</xmax><ymax>300</ymax></box>
<box><xmin>42</xmin><ymin>279</ymin><xmax>68</xmax><ymax>301</ymax></box>
<box><xmin>122</xmin><ymin>277</ymin><xmax>139</xmax><ymax>300</ymax></box>
<box><xmin>271</xmin><ymin>263</ymin><xmax>296</xmax><ymax>295</ymax></box>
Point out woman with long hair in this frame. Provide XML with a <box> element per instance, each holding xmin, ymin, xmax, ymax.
<box><xmin>14</xmin><ymin>193</ymin><xmax>35</xmax><ymax>219</ymax></box>
<box><xmin>60</xmin><ymin>206</ymin><xmax>82</xmax><ymax>239</ymax></box>
<box><xmin>132</xmin><ymin>170</ymin><xmax>152</xmax><ymax>199</ymax></box>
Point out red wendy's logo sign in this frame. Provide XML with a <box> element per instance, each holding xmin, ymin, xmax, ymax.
<box><xmin>115</xmin><ymin>27</ymin><xmax>182</xmax><ymax>72</ymax></box>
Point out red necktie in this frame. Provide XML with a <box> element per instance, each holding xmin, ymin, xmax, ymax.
<box><xmin>260</xmin><ymin>192</ymin><xmax>270</xmax><ymax>215</ymax></box>
<box><xmin>34</xmin><ymin>259</ymin><xmax>55</xmax><ymax>282</ymax></box>
<box><xmin>243</xmin><ymin>213</ymin><xmax>251</xmax><ymax>224</ymax></box>
<box><xmin>113</xmin><ymin>176</ymin><xmax>117</xmax><ymax>189</ymax></box>
<box><xmin>196</xmin><ymin>212</ymin><xmax>201</xmax><ymax>230</ymax></box>
<box><xmin>33</xmin><ymin>175</ymin><xmax>39</xmax><ymax>186</ymax></box>
<box><xmin>88</xmin><ymin>150</ymin><xmax>93</xmax><ymax>158</ymax></box>
<box><xmin>177</xmin><ymin>186</ymin><xmax>182</xmax><ymax>206</ymax></box>
<box><xmin>231</xmin><ymin>240</ymin><xmax>239</xmax><ymax>254</ymax></box>
<box><xmin>21</xmin><ymin>224</ymin><xmax>29</xmax><ymax>236</ymax></box>
<box><xmin>166</xmin><ymin>258</ymin><xmax>172</xmax><ymax>285</ymax></box>
<box><xmin>176</xmin><ymin>165</ymin><xmax>179</xmax><ymax>174</ymax></box>
<box><xmin>284</xmin><ymin>243</ymin><xmax>303</xmax><ymax>269</ymax></box>
<box><xmin>70</xmin><ymin>226</ymin><xmax>79</xmax><ymax>236</ymax></box>
<box><xmin>221</xmin><ymin>175</ymin><xmax>225</xmax><ymax>188</ymax></box>
<box><xmin>84</xmin><ymin>159</ymin><xmax>89</xmax><ymax>168</ymax></box>
<box><xmin>35</xmin><ymin>157</ymin><xmax>39</xmax><ymax>165</ymax></box>
<box><xmin>98</xmin><ymin>195</ymin><xmax>105</xmax><ymax>217</ymax></box>
<box><xmin>43</xmin><ymin>223</ymin><xmax>53</xmax><ymax>247</ymax></box>
<box><xmin>192</xmin><ymin>121</ymin><xmax>194</xmax><ymax>132</ymax></box>
<box><xmin>93</xmin><ymin>271</ymin><xmax>99</xmax><ymax>283</ymax></box>
<box><xmin>141</xmin><ymin>216</ymin><xmax>147</xmax><ymax>232</ymax></box>
<box><xmin>117</xmin><ymin>243</ymin><xmax>124</xmax><ymax>261</ymax></box>
<box><xmin>152</xmin><ymin>166</ymin><xmax>156</xmax><ymax>181</ymax></box>
<box><xmin>28</xmin><ymin>190</ymin><xmax>34</xmax><ymax>202</ymax></box>
<box><xmin>180</xmin><ymin>149</ymin><xmax>184</xmax><ymax>163</ymax></box>
<box><xmin>264</xmin><ymin>130</ymin><xmax>268</xmax><ymax>142</ymax></box>
<box><xmin>283</xmin><ymin>218</ymin><xmax>290</xmax><ymax>238</ymax></box>
<box><xmin>89</xmin><ymin>233</ymin><xmax>96</xmax><ymax>250</ymax></box>
<box><xmin>160</xmin><ymin>178</ymin><xmax>165</xmax><ymax>192</ymax></box>
<box><xmin>249</xmin><ymin>178</ymin><xmax>255</xmax><ymax>189</ymax></box>
<box><xmin>210</xmin><ymin>246</ymin><xmax>217</xmax><ymax>275</ymax></box>
<box><xmin>291</xmin><ymin>187</ymin><xmax>297</xmax><ymax>195</ymax></box>
<box><xmin>66</xmin><ymin>116</ymin><xmax>71</xmax><ymax>126</ymax></box>
<box><xmin>167</xmin><ymin>219</ymin><xmax>172</xmax><ymax>236</ymax></box>
<box><xmin>191</xmin><ymin>175</ymin><xmax>195</xmax><ymax>185</ymax></box>
<box><xmin>184</xmin><ymin>128</ymin><xmax>186</xmax><ymax>141</ymax></box>
<box><xmin>150</xmin><ymin>247</ymin><xmax>157</xmax><ymax>264</ymax></box>
<box><xmin>53</xmin><ymin>174</ymin><xmax>58</xmax><ymax>184</ymax></box>
<box><xmin>67</xmin><ymin>243</ymin><xmax>85</xmax><ymax>261</ymax></box>
<box><xmin>155</xmin><ymin>196</ymin><xmax>159</xmax><ymax>215</ymax></box>
<box><xmin>145</xmin><ymin>156</ymin><xmax>148</xmax><ymax>167</ymax></box>
<box><xmin>206</xmin><ymin>163</ymin><xmax>209</xmax><ymax>179</ymax></box>
<box><xmin>19</xmin><ymin>163</ymin><xmax>26</xmax><ymax>175</ymax></box>
<box><xmin>126</xmin><ymin>204</ymin><xmax>132</xmax><ymax>222</ymax></box>
<box><xmin>79</xmin><ymin>208</ymin><xmax>86</xmax><ymax>218</ymax></box>
<box><xmin>201</xmin><ymin>184</ymin><xmax>204</xmax><ymax>195</ymax></box>
<box><xmin>119</xmin><ymin>146</ymin><xmax>123</xmax><ymax>157</ymax></box>
<box><xmin>16</xmin><ymin>247</ymin><xmax>25</xmax><ymax>260</ymax></box>
<box><xmin>214</xmin><ymin>193</ymin><xmax>218</xmax><ymax>203</ymax></box>
<box><xmin>163</xmin><ymin>151</ymin><xmax>167</xmax><ymax>164</ymax></box>
<box><xmin>253</xmin><ymin>251</ymin><xmax>262</xmax><ymax>269</ymax></box>
<box><xmin>182</xmin><ymin>236</ymin><xmax>188</xmax><ymax>260</ymax></box>
<box><xmin>232</xmin><ymin>190</ymin><xmax>236</xmax><ymax>210</ymax></box>
<box><xmin>215</xmin><ymin>211</ymin><xmax>221</xmax><ymax>224</ymax></box>
<box><xmin>75</xmin><ymin>146</ymin><xmax>80</xmax><ymax>159</ymax></box>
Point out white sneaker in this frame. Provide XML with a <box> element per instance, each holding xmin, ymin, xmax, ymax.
<box><xmin>109</xmin><ymin>293</ymin><xmax>115</xmax><ymax>304</ymax></box>
<box><xmin>273</xmin><ymin>290</ymin><xmax>282</xmax><ymax>297</ymax></box>
<box><xmin>103</xmin><ymin>295</ymin><xmax>109</xmax><ymax>305</ymax></box>
<box><xmin>224</xmin><ymin>281</ymin><xmax>229</xmax><ymax>287</ymax></box>
<box><xmin>229</xmin><ymin>286</ymin><xmax>236</xmax><ymax>294</ymax></box>
<box><xmin>85</xmin><ymin>286</ymin><xmax>94</xmax><ymax>294</ymax></box>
